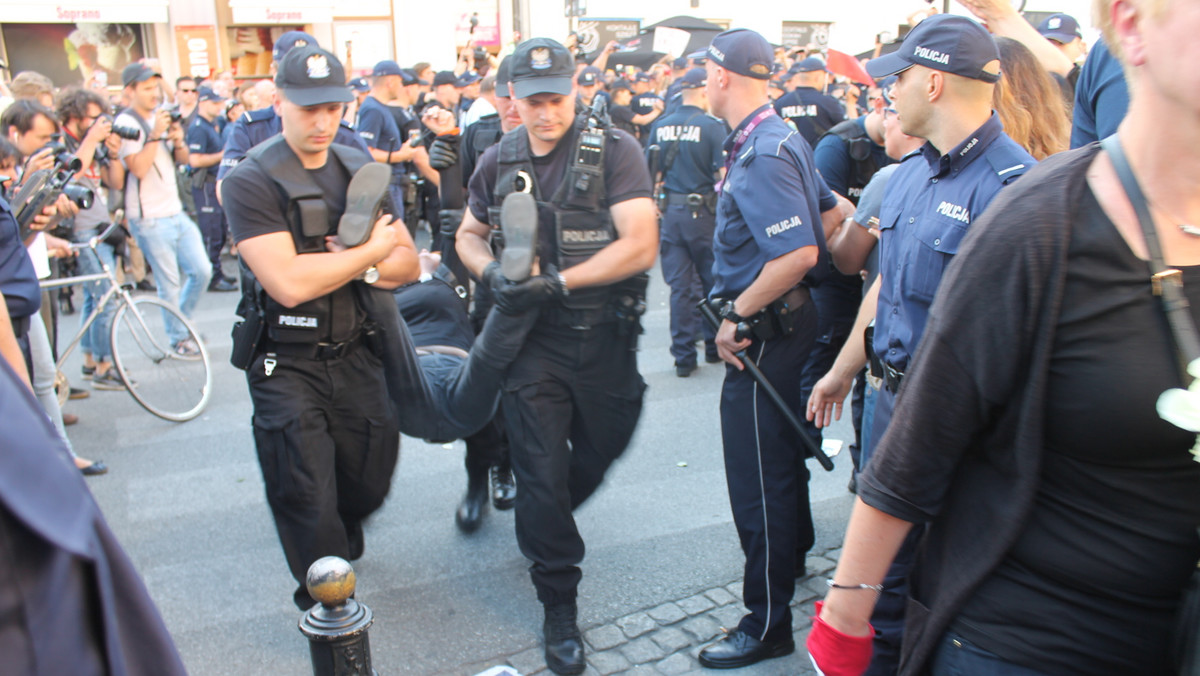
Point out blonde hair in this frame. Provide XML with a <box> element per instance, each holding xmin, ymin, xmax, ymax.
<box><xmin>992</xmin><ymin>38</ymin><xmax>1070</xmax><ymax>160</ymax></box>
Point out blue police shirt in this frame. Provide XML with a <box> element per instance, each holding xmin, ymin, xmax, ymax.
<box><xmin>355</xmin><ymin>95</ymin><xmax>405</xmax><ymax>184</ymax></box>
<box><xmin>0</xmin><ymin>200</ymin><xmax>40</xmax><ymax>320</ymax></box>
<box><xmin>813</xmin><ymin>116</ymin><xmax>893</xmax><ymax>203</ymax></box>
<box><xmin>186</xmin><ymin>115</ymin><xmax>223</xmax><ymax>164</ymax></box>
<box><xmin>217</xmin><ymin>107</ymin><xmax>369</xmax><ymax>181</ymax></box>
<box><xmin>873</xmin><ymin>113</ymin><xmax>1035</xmax><ymax>371</ymax></box>
<box><xmin>773</xmin><ymin>86</ymin><xmax>845</xmax><ymax>148</ymax></box>
<box><xmin>1071</xmin><ymin>38</ymin><xmax>1128</xmax><ymax>149</ymax></box>
<box><xmin>710</xmin><ymin>105</ymin><xmax>837</xmax><ymax>299</ymax></box>
<box><xmin>646</xmin><ymin>105</ymin><xmax>726</xmax><ymax>194</ymax></box>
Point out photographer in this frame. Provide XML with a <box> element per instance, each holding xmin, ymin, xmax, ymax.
<box><xmin>57</xmin><ymin>86</ymin><xmax>126</xmax><ymax>390</ymax></box>
<box><xmin>115</xmin><ymin>62</ymin><xmax>211</xmax><ymax>357</ymax></box>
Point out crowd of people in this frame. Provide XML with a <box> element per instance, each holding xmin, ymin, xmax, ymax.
<box><xmin>1</xmin><ymin>0</ymin><xmax>1197</xmax><ymax>674</ymax></box>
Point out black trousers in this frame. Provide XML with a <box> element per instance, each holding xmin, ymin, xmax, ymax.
<box><xmin>246</xmin><ymin>346</ymin><xmax>400</xmax><ymax>588</ymax></box>
<box><xmin>191</xmin><ymin>181</ymin><xmax>226</xmax><ymax>280</ymax></box>
<box><xmin>719</xmin><ymin>301</ymin><xmax>818</xmax><ymax>643</ymax></box>
<box><xmin>502</xmin><ymin>320</ymin><xmax>646</xmax><ymax>604</ymax></box>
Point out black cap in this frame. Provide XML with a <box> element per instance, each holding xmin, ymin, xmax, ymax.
<box><xmin>509</xmin><ymin>37</ymin><xmax>575</xmax><ymax>98</ymax></box>
<box><xmin>121</xmin><ymin>62</ymin><xmax>160</xmax><ymax>87</ymax></box>
<box><xmin>866</xmin><ymin>14</ymin><xmax>1000</xmax><ymax>83</ymax></box>
<box><xmin>197</xmin><ymin>85</ymin><xmax>226</xmax><ymax>102</ymax></box>
<box><xmin>707</xmin><ymin>29</ymin><xmax>775</xmax><ymax>80</ymax></box>
<box><xmin>456</xmin><ymin>72</ymin><xmax>481</xmax><ymax>87</ymax></box>
<box><xmin>610</xmin><ymin>80</ymin><xmax>632</xmax><ymax>92</ymax></box>
<box><xmin>274</xmin><ymin>45</ymin><xmax>353</xmax><ymax>106</ymax></box>
<box><xmin>577</xmin><ymin>66</ymin><xmax>601</xmax><ymax>86</ymax></box>
<box><xmin>791</xmin><ymin>56</ymin><xmax>827</xmax><ymax>73</ymax></box>
<box><xmin>678</xmin><ymin>68</ymin><xmax>707</xmax><ymax>89</ymax></box>
<box><xmin>349</xmin><ymin>77</ymin><xmax>370</xmax><ymax>93</ymax></box>
<box><xmin>672</xmin><ymin>57</ymin><xmax>688</xmax><ymax>70</ymax></box>
<box><xmin>399</xmin><ymin>69</ymin><xmax>420</xmax><ymax>86</ymax></box>
<box><xmin>495</xmin><ymin>56</ymin><xmax>513</xmax><ymax>98</ymax></box>
<box><xmin>372</xmin><ymin>60</ymin><xmax>404</xmax><ymax>77</ymax></box>
<box><xmin>272</xmin><ymin>30</ymin><xmax>318</xmax><ymax>64</ymax></box>
<box><xmin>432</xmin><ymin>71</ymin><xmax>458</xmax><ymax>87</ymax></box>
<box><xmin>1038</xmin><ymin>14</ymin><xmax>1082</xmax><ymax>43</ymax></box>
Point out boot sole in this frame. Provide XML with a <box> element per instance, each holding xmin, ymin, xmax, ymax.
<box><xmin>500</xmin><ymin>192</ymin><xmax>538</xmax><ymax>282</ymax></box>
<box><xmin>338</xmin><ymin>163</ymin><xmax>393</xmax><ymax>248</ymax></box>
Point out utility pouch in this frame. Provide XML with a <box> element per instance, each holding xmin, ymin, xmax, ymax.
<box><xmin>230</xmin><ymin>306</ymin><xmax>265</xmax><ymax>370</ymax></box>
<box><xmin>865</xmin><ymin>322</ymin><xmax>881</xmax><ymax>378</ymax></box>
<box><xmin>362</xmin><ymin>320</ymin><xmax>386</xmax><ymax>359</ymax></box>
<box><xmin>768</xmin><ymin>286</ymin><xmax>810</xmax><ymax>337</ymax></box>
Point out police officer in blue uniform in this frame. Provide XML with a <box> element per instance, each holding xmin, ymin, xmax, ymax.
<box><xmin>221</xmin><ymin>45</ymin><xmax>419</xmax><ymax>611</ymax></box>
<box><xmin>216</xmin><ymin>31</ymin><xmax>369</xmax><ymax>190</ymax></box>
<box><xmin>696</xmin><ymin>28</ymin><xmax>843</xmax><ymax>669</ymax></box>
<box><xmin>187</xmin><ymin>85</ymin><xmax>238</xmax><ymax>291</ymax></box>
<box><xmin>456</xmin><ymin>37</ymin><xmax>658</xmax><ymax>675</ymax></box>
<box><xmin>357</xmin><ymin>60</ymin><xmax>423</xmax><ymax>222</ymax></box>
<box><xmin>646</xmin><ymin>68</ymin><xmax>727</xmax><ymax>376</ymax></box>
<box><xmin>807</xmin><ymin>16</ymin><xmax>1036</xmax><ymax>674</ymax></box>
<box><xmin>772</xmin><ymin>57</ymin><xmax>845</xmax><ymax>148</ymax></box>
<box><xmin>0</xmin><ymin>196</ymin><xmax>40</xmax><ymax>372</ymax></box>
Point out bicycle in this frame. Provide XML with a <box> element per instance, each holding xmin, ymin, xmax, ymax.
<box><xmin>41</xmin><ymin>220</ymin><xmax>213</xmax><ymax>422</ymax></box>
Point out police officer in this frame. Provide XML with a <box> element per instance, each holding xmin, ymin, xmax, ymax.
<box><xmin>220</xmin><ymin>45</ymin><xmax>418</xmax><ymax>610</ymax></box>
<box><xmin>807</xmin><ymin>16</ymin><xmax>1035</xmax><ymax>673</ymax></box>
<box><xmin>358</xmin><ymin>60</ymin><xmax>427</xmax><ymax>222</ymax></box>
<box><xmin>456</xmin><ymin>37</ymin><xmax>657</xmax><ymax>675</ymax></box>
<box><xmin>696</xmin><ymin>28</ymin><xmax>843</xmax><ymax>669</ymax></box>
<box><xmin>216</xmin><ymin>31</ymin><xmax>370</xmax><ymax>194</ymax></box>
<box><xmin>645</xmin><ymin>67</ymin><xmax>727</xmax><ymax>376</ymax></box>
<box><xmin>798</xmin><ymin>90</ymin><xmax>894</xmax><ymax>479</ymax></box>
<box><xmin>186</xmin><ymin>85</ymin><xmax>237</xmax><ymax>291</ymax></box>
<box><xmin>630</xmin><ymin>72</ymin><xmax>664</xmax><ymax>144</ymax></box>
<box><xmin>772</xmin><ymin>57</ymin><xmax>845</xmax><ymax>148</ymax></box>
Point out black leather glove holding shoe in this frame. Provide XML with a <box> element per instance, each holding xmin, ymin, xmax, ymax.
<box><xmin>428</xmin><ymin>135</ymin><xmax>460</xmax><ymax>171</ymax></box>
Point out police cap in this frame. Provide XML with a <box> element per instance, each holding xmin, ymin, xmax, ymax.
<box><xmin>1038</xmin><ymin>13</ymin><xmax>1082</xmax><ymax>44</ymax></box>
<box><xmin>866</xmin><ymin>14</ymin><xmax>1000</xmax><ymax>83</ymax></box>
<box><xmin>577</xmin><ymin>66</ymin><xmax>602</xmax><ymax>86</ymax></box>
<box><xmin>275</xmin><ymin>45</ymin><xmax>354</xmax><ymax>106</ymax></box>
<box><xmin>509</xmin><ymin>37</ymin><xmax>575</xmax><ymax>99</ymax></box>
<box><xmin>707</xmin><ymin>29</ymin><xmax>775</xmax><ymax>80</ymax></box>
<box><xmin>372</xmin><ymin>60</ymin><xmax>404</xmax><ymax>78</ymax></box>
<box><xmin>791</xmin><ymin>56</ymin><xmax>828</xmax><ymax>73</ymax></box>
<box><xmin>678</xmin><ymin>68</ymin><xmax>707</xmax><ymax>89</ymax></box>
<box><xmin>495</xmin><ymin>56</ymin><xmax>513</xmax><ymax>98</ymax></box>
<box><xmin>272</xmin><ymin>30</ymin><xmax>318</xmax><ymax>64</ymax></box>
<box><xmin>433</xmin><ymin>70</ymin><xmax>458</xmax><ymax>87</ymax></box>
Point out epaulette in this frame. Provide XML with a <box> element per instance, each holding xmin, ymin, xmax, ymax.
<box><xmin>243</xmin><ymin>107</ymin><xmax>277</xmax><ymax>124</ymax></box>
<box><xmin>985</xmin><ymin>144</ymin><xmax>1032</xmax><ymax>184</ymax></box>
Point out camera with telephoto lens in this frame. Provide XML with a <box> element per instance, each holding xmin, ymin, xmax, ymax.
<box><xmin>110</xmin><ymin>124</ymin><xmax>142</xmax><ymax>141</ymax></box>
<box><xmin>10</xmin><ymin>138</ymin><xmax>95</xmax><ymax>239</ymax></box>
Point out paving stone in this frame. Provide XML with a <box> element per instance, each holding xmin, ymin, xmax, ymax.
<box><xmin>620</xmin><ymin>636</ymin><xmax>666</xmax><ymax>664</ymax></box>
<box><xmin>825</xmin><ymin>547</ymin><xmax>842</xmax><ymax>561</ymax></box>
<box><xmin>708</xmin><ymin>604</ymin><xmax>744</xmax><ymax>629</ymax></box>
<box><xmin>586</xmin><ymin>624</ymin><xmax>629</xmax><ymax>651</ymax></box>
<box><xmin>703</xmin><ymin>587</ymin><xmax>736</xmax><ymax>607</ymax></box>
<box><xmin>680</xmin><ymin>615</ymin><xmax>722</xmax><ymax>642</ymax></box>
<box><xmin>649</xmin><ymin>626</ymin><xmax>691</xmax><ymax>653</ymax></box>
<box><xmin>725</xmin><ymin>581</ymin><xmax>743</xmax><ymax>600</ymax></box>
<box><xmin>589</xmin><ymin>649</ymin><xmax>632</xmax><ymax>675</ymax></box>
<box><xmin>799</xmin><ymin>575</ymin><xmax>828</xmax><ymax>599</ymax></box>
<box><xmin>507</xmin><ymin>646</ymin><xmax>546</xmax><ymax>675</ymax></box>
<box><xmin>618</xmin><ymin>664</ymin><xmax>660</xmax><ymax>676</ymax></box>
<box><xmin>677</xmin><ymin>593</ymin><xmax>715</xmax><ymax>616</ymax></box>
<box><xmin>616</xmin><ymin>612</ymin><xmax>658</xmax><ymax>639</ymax></box>
<box><xmin>805</xmin><ymin>555</ymin><xmax>837</xmax><ymax>574</ymax></box>
<box><xmin>655</xmin><ymin>653</ymin><xmax>694</xmax><ymax>675</ymax></box>
<box><xmin>646</xmin><ymin>602</ymin><xmax>687</xmax><ymax>625</ymax></box>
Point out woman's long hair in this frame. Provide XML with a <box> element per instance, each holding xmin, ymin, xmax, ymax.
<box><xmin>992</xmin><ymin>37</ymin><xmax>1071</xmax><ymax>160</ymax></box>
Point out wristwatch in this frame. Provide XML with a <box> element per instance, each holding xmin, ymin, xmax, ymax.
<box><xmin>360</xmin><ymin>265</ymin><xmax>380</xmax><ymax>285</ymax></box>
<box><xmin>720</xmin><ymin>301</ymin><xmax>747</xmax><ymax>325</ymax></box>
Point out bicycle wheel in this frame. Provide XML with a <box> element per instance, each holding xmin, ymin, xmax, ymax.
<box><xmin>110</xmin><ymin>296</ymin><xmax>212</xmax><ymax>422</ymax></box>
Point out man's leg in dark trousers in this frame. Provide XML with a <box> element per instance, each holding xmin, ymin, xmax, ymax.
<box><xmin>502</xmin><ymin>323</ymin><xmax>645</xmax><ymax>602</ymax></box>
<box><xmin>193</xmin><ymin>182</ymin><xmax>227</xmax><ymax>282</ymax></box>
<box><xmin>660</xmin><ymin>205</ymin><xmax>717</xmax><ymax>367</ymax></box>
<box><xmin>246</xmin><ymin>349</ymin><xmax>399</xmax><ymax>609</ymax></box>
<box><xmin>718</xmin><ymin>303</ymin><xmax>817</xmax><ymax>643</ymax></box>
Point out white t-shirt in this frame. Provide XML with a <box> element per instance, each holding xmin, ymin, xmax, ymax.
<box><xmin>117</xmin><ymin>109</ymin><xmax>182</xmax><ymax>220</ymax></box>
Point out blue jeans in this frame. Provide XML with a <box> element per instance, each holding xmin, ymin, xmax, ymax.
<box><xmin>931</xmin><ymin>631</ymin><xmax>1053</xmax><ymax>676</ymax></box>
<box><xmin>130</xmin><ymin>212</ymin><xmax>211</xmax><ymax>344</ymax></box>
<box><xmin>73</xmin><ymin>228</ymin><xmax>118</xmax><ymax>362</ymax></box>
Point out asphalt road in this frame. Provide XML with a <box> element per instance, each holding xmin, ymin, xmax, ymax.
<box><xmin>62</xmin><ymin>257</ymin><xmax>857</xmax><ymax>675</ymax></box>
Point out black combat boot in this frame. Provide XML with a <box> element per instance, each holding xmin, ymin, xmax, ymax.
<box><xmin>543</xmin><ymin>601</ymin><xmax>585</xmax><ymax>674</ymax></box>
<box><xmin>455</xmin><ymin>463</ymin><xmax>489</xmax><ymax>533</ymax></box>
<box><xmin>491</xmin><ymin>464</ymin><xmax>517</xmax><ymax>510</ymax></box>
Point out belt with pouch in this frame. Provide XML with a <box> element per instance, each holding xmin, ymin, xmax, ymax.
<box><xmin>664</xmin><ymin>191</ymin><xmax>717</xmax><ymax>211</ymax></box>
<box><xmin>883</xmin><ymin>362</ymin><xmax>905</xmax><ymax>393</ymax></box>
<box><xmin>262</xmin><ymin>332</ymin><xmax>363</xmax><ymax>360</ymax></box>
<box><xmin>714</xmin><ymin>285</ymin><xmax>810</xmax><ymax>341</ymax></box>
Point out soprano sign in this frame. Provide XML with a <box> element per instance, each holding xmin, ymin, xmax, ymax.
<box><xmin>0</xmin><ymin>2</ymin><xmax>169</xmax><ymax>23</ymax></box>
<box><xmin>229</xmin><ymin>1</ymin><xmax>335</xmax><ymax>24</ymax></box>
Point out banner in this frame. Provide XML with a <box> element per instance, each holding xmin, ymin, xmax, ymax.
<box><xmin>454</xmin><ymin>0</ymin><xmax>501</xmax><ymax>48</ymax></box>
<box><xmin>575</xmin><ymin>18</ymin><xmax>639</xmax><ymax>56</ymax></box>
<box><xmin>651</xmin><ymin>26</ymin><xmax>691</xmax><ymax>59</ymax></box>
<box><xmin>781</xmin><ymin>21</ymin><xmax>831</xmax><ymax>49</ymax></box>
<box><xmin>175</xmin><ymin>25</ymin><xmax>220</xmax><ymax>80</ymax></box>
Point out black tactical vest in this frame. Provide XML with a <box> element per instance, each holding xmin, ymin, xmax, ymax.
<box><xmin>240</xmin><ymin>136</ymin><xmax>371</xmax><ymax>344</ymax></box>
<box><xmin>822</xmin><ymin>120</ymin><xmax>880</xmax><ymax>205</ymax></box>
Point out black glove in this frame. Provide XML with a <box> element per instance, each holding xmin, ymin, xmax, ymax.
<box><xmin>482</xmin><ymin>260</ymin><xmax>507</xmax><ymax>293</ymax></box>
<box><xmin>493</xmin><ymin>267</ymin><xmax>567</xmax><ymax>315</ymax></box>
<box><xmin>428</xmin><ymin>135</ymin><xmax>460</xmax><ymax>170</ymax></box>
<box><xmin>438</xmin><ymin>208</ymin><xmax>464</xmax><ymax>239</ymax></box>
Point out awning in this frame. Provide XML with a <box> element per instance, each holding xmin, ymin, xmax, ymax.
<box><xmin>0</xmin><ymin>0</ymin><xmax>169</xmax><ymax>23</ymax></box>
<box><xmin>229</xmin><ymin>0</ymin><xmax>336</xmax><ymax>25</ymax></box>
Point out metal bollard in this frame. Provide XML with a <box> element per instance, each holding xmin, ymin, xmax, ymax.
<box><xmin>298</xmin><ymin>556</ymin><xmax>376</xmax><ymax>676</ymax></box>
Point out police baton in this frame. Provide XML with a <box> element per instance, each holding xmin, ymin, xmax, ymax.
<box><xmin>647</xmin><ymin>144</ymin><xmax>662</xmax><ymax>183</ymax></box>
<box><xmin>698</xmin><ymin>299</ymin><xmax>835</xmax><ymax>472</ymax></box>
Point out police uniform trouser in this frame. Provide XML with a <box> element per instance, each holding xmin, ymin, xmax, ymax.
<box><xmin>247</xmin><ymin>347</ymin><xmax>400</xmax><ymax>587</ymax></box>
<box><xmin>719</xmin><ymin>300</ymin><xmax>817</xmax><ymax>643</ymax></box>
<box><xmin>192</xmin><ymin>181</ymin><xmax>226</xmax><ymax>280</ymax></box>
<box><xmin>502</xmin><ymin>319</ymin><xmax>646</xmax><ymax>604</ymax></box>
<box><xmin>659</xmin><ymin>202</ymin><xmax>716</xmax><ymax>366</ymax></box>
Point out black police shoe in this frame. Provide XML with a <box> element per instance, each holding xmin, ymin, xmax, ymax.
<box><xmin>491</xmin><ymin>465</ymin><xmax>516</xmax><ymax>510</ymax></box>
<box><xmin>338</xmin><ymin>163</ymin><xmax>392</xmax><ymax>248</ymax></box>
<box><xmin>500</xmin><ymin>192</ymin><xmax>538</xmax><ymax>282</ymax></box>
<box><xmin>455</xmin><ymin>469</ymin><xmax>489</xmax><ymax>533</ymax></box>
<box><xmin>208</xmin><ymin>276</ymin><xmax>238</xmax><ymax>292</ymax></box>
<box><xmin>676</xmin><ymin>362</ymin><xmax>698</xmax><ymax>378</ymax></box>
<box><xmin>543</xmin><ymin>601</ymin><xmax>585</xmax><ymax>675</ymax></box>
<box><xmin>345</xmin><ymin>519</ymin><xmax>364</xmax><ymax>561</ymax></box>
<box><xmin>697</xmin><ymin>628</ymin><xmax>794</xmax><ymax>669</ymax></box>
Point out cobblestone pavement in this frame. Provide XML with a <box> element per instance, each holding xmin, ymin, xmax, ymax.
<box><xmin>463</xmin><ymin>549</ymin><xmax>842</xmax><ymax>676</ymax></box>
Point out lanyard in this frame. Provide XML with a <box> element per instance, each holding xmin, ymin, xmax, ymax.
<box><xmin>718</xmin><ymin>108</ymin><xmax>776</xmax><ymax>192</ymax></box>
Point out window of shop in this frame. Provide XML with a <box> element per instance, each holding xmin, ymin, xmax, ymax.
<box><xmin>0</xmin><ymin>23</ymin><xmax>148</xmax><ymax>89</ymax></box>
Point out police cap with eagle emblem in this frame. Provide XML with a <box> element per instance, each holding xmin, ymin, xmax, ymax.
<box><xmin>706</xmin><ymin>28</ymin><xmax>775</xmax><ymax>80</ymax></box>
<box><xmin>866</xmin><ymin>14</ymin><xmax>1000</xmax><ymax>83</ymax></box>
<box><xmin>274</xmin><ymin>44</ymin><xmax>354</xmax><ymax>106</ymax></box>
<box><xmin>509</xmin><ymin>37</ymin><xmax>575</xmax><ymax>98</ymax></box>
